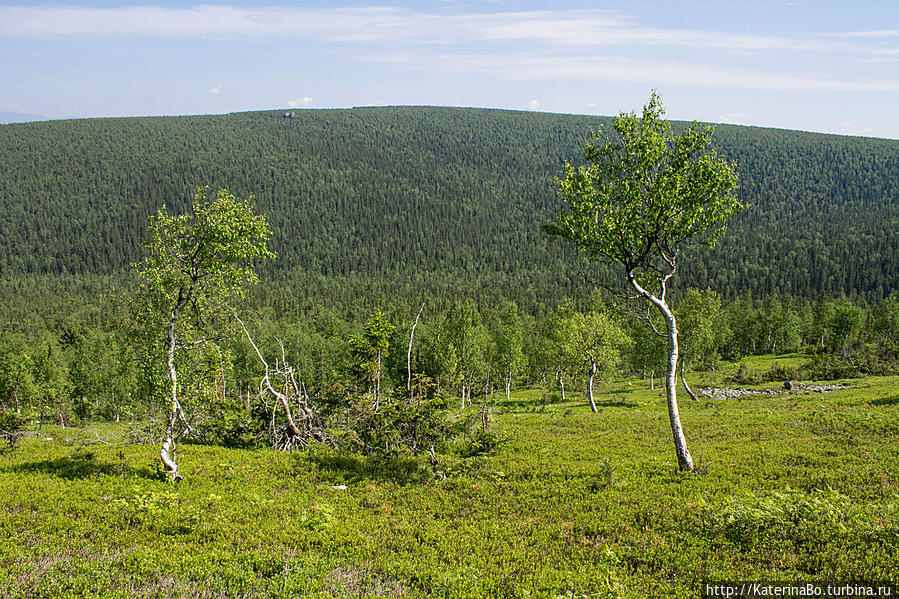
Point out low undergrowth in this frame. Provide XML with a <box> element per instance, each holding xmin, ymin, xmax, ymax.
<box><xmin>1</xmin><ymin>373</ymin><xmax>897</xmax><ymax>598</ymax></box>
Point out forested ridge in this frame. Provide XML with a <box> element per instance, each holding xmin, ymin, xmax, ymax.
<box><xmin>1</xmin><ymin>106</ymin><xmax>897</xmax><ymax>308</ymax></box>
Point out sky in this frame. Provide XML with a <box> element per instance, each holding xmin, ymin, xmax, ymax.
<box><xmin>2</xmin><ymin>0</ymin><xmax>899</xmax><ymax>138</ymax></box>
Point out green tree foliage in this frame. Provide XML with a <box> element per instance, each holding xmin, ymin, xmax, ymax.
<box><xmin>546</xmin><ymin>92</ymin><xmax>742</xmax><ymax>471</ymax></box>
<box><xmin>442</xmin><ymin>300</ymin><xmax>488</xmax><ymax>407</ymax></box>
<box><xmin>136</xmin><ymin>186</ymin><xmax>273</xmax><ymax>481</ymax></box>
<box><xmin>872</xmin><ymin>292</ymin><xmax>899</xmax><ymax>357</ymax></box>
<box><xmin>676</xmin><ymin>288</ymin><xmax>730</xmax><ymax>372</ymax></box>
<box><xmin>349</xmin><ymin>309</ymin><xmax>396</xmax><ymax>408</ymax></box>
<box><xmin>490</xmin><ymin>301</ymin><xmax>525</xmax><ymax>402</ymax></box>
<box><xmin>0</xmin><ymin>332</ymin><xmax>35</xmax><ymax>414</ymax></box>
<box><xmin>560</xmin><ymin>306</ymin><xmax>630</xmax><ymax>412</ymax></box>
<box><xmin>826</xmin><ymin>299</ymin><xmax>866</xmax><ymax>356</ymax></box>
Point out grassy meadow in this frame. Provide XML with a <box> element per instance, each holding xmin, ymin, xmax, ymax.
<box><xmin>1</xmin><ymin>363</ymin><xmax>897</xmax><ymax>598</ymax></box>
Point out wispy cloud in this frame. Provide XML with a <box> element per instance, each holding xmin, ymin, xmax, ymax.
<box><xmin>469</xmin><ymin>10</ymin><xmax>829</xmax><ymax>52</ymax></box>
<box><xmin>3</xmin><ymin>5</ymin><xmax>897</xmax><ymax>97</ymax></box>
<box><xmin>837</xmin><ymin>120</ymin><xmax>876</xmax><ymax>137</ymax></box>
<box><xmin>718</xmin><ymin>112</ymin><xmax>752</xmax><ymax>125</ymax></box>
<box><xmin>832</xmin><ymin>30</ymin><xmax>899</xmax><ymax>39</ymax></box>
<box><xmin>0</xmin><ymin>5</ymin><xmax>859</xmax><ymax>53</ymax></box>
<box><xmin>371</xmin><ymin>51</ymin><xmax>899</xmax><ymax>92</ymax></box>
<box><xmin>525</xmin><ymin>99</ymin><xmax>542</xmax><ymax>111</ymax></box>
<box><xmin>209</xmin><ymin>84</ymin><xmax>225</xmax><ymax>95</ymax></box>
<box><xmin>288</xmin><ymin>97</ymin><xmax>314</xmax><ymax>108</ymax></box>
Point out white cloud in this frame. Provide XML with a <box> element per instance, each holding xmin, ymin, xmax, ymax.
<box><xmin>472</xmin><ymin>10</ymin><xmax>828</xmax><ymax>52</ymax></box>
<box><xmin>4</xmin><ymin>5</ymin><xmax>897</xmax><ymax>101</ymax></box>
<box><xmin>209</xmin><ymin>84</ymin><xmax>224</xmax><ymax>95</ymax></box>
<box><xmin>526</xmin><ymin>99</ymin><xmax>542</xmax><ymax>111</ymax></box>
<box><xmin>837</xmin><ymin>120</ymin><xmax>876</xmax><ymax>137</ymax></box>
<box><xmin>370</xmin><ymin>51</ymin><xmax>899</xmax><ymax>92</ymax></box>
<box><xmin>718</xmin><ymin>112</ymin><xmax>752</xmax><ymax>124</ymax></box>
<box><xmin>288</xmin><ymin>97</ymin><xmax>314</xmax><ymax>108</ymax></box>
<box><xmin>585</xmin><ymin>102</ymin><xmax>597</xmax><ymax>108</ymax></box>
<box><xmin>833</xmin><ymin>30</ymin><xmax>899</xmax><ymax>39</ymax></box>
<box><xmin>0</xmin><ymin>5</ymin><xmax>855</xmax><ymax>54</ymax></box>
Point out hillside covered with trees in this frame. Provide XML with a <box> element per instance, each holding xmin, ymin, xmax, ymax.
<box><xmin>1</xmin><ymin>106</ymin><xmax>897</xmax><ymax>309</ymax></box>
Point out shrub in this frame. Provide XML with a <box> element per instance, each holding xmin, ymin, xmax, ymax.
<box><xmin>0</xmin><ymin>411</ymin><xmax>25</xmax><ymax>450</ymax></box>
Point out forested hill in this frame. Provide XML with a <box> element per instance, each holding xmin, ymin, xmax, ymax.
<box><xmin>0</xmin><ymin>106</ymin><xmax>897</xmax><ymax>307</ymax></box>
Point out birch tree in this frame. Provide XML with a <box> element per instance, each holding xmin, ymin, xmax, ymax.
<box><xmin>137</xmin><ymin>186</ymin><xmax>273</xmax><ymax>481</ymax></box>
<box><xmin>545</xmin><ymin>92</ymin><xmax>741</xmax><ymax>471</ymax></box>
<box><xmin>561</xmin><ymin>308</ymin><xmax>629</xmax><ymax>413</ymax></box>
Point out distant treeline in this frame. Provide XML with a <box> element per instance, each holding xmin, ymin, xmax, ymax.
<box><xmin>1</xmin><ymin>284</ymin><xmax>897</xmax><ymax>430</ymax></box>
<box><xmin>1</xmin><ymin>106</ymin><xmax>898</xmax><ymax>305</ymax></box>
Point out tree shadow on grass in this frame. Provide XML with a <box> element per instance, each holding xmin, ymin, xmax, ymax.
<box><xmin>6</xmin><ymin>449</ymin><xmax>157</xmax><ymax>481</ymax></box>
<box><xmin>871</xmin><ymin>395</ymin><xmax>899</xmax><ymax>407</ymax></box>
<box><xmin>301</xmin><ymin>451</ymin><xmax>434</xmax><ymax>486</ymax></box>
<box><xmin>594</xmin><ymin>398</ymin><xmax>641</xmax><ymax>408</ymax></box>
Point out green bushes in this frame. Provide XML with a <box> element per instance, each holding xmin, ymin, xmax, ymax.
<box><xmin>1</xmin><ymin>375</ymin><xmax>898</xmax><ymax>596</ymax></box>
<box><xmin>0</xmin><ymin>410</ymin><xmax>24</xmax><ymax>449</ymax></box>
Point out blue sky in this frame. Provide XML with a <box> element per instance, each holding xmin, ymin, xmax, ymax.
<box><xmin>2</xmin><ymin>1</ymin><xmax>898</xmax><ymax>138</ymax></box>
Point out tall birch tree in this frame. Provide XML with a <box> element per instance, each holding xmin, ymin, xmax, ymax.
<box><xmin>545</xmin><ymin>93</ymin><xmax>741</xmax><ymax>471</ymax></box>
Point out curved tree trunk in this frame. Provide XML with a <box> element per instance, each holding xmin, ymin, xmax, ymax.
<box><xmin>680</xmin><ymin>359</ymin><xmax>699</xmax><ymax>402</ymax></box>
<box><xmin>161</xmin><ymin>308</ymin><xmax>183</xmax><ymax>482</ymax></box>
<box><xmin>407</xmin><ymin>303</ymin><xmax>424</xmax><ymax>397</ymax></box>
<box><xmin>588</xmin><ymin>360</ymin><xmax>597</xmax><ymax>413</ymax></box>
<box><xmin>630</xmin><ymin>275</ymin><xmax>694</xmax><ymax>472</ymax></box>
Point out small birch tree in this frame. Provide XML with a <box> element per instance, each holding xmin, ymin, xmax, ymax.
<box><xmin>561</xmin><ymin>308</ymin><xmax>629</xmax><ymax>413</ymax></box>
<box><xmin>137</xmin><ymin>186</ymin><xmax>273</xmax><ymax>481</ymax></box>
<box><xmin>545</xmin><ymin>92</ymin><xmax>741</xmax><ymax>471</ymax></box>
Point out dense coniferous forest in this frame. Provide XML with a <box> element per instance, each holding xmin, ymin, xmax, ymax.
<box><xmin>1</xmin><ymin>106</ymin><xmax>898</xmax><ymax>310</ymax></box>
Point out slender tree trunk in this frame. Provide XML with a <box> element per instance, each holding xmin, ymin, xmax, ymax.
<box><xmin>161</xmin><ymin>307</ymin><xmax>183</xmax><ymax>482</ymax></box>
<box><xmin>650</xmin><ymin>369</ymin><xmax>654</xmax><ymax>390</ymax></box>
<box><xmin>375</xmin><ymin>349</ymin><xmax>381</xmax><ymax>410</ymax></box>
<box><xmin>407</xmin><ymin>303</ymin><xmax>424</xmax><ymax>396</ymax></box>
<box><xmin>588</xmin><ymin>360</ymin><xmax>597</xmax><ymax>413</ymax></box>
<box><xmin>559</xmin><ymin>376</ymin><xmax>566</xmax><ymax>403</ymax></box>
<box><xmin>630</xmin><ymin>275</ymin><xmax>694</xmax><ymax>472</ymax></box>
<box><xmin>680</xmin><ymin>359</ymin><xmax>699</xmax><ymax>402</ymax></box>
<box><xmin>505</xmin><ymin>367</ymin><xmax>512</xmax><ymax>402</ymax></box>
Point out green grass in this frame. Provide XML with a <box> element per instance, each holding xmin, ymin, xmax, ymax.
<box><xmin>2</xmin><ymin>374</ymin><xmax>898</xmax><ymax>598</ymax></box>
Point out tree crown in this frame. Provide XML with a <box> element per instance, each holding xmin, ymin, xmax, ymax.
<box><xmin>545</xmin><ymin>92</ymin><xmax>742</xmax><ymax>280</ymax></box>
<box><xmin>138</xmin><ymin>186</ymin><xmax>274</xmax><ymax>316</ymax></box>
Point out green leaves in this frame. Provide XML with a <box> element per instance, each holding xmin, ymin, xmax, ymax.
<box><xmin>547</xmin><ymin>92</ymin><xmax>742</xmax><ymax>278</ymax></box>
<box><xmin>138</xmin><ymin>186</ymin><xmax>274</xmax><ymax>315</ymax></box>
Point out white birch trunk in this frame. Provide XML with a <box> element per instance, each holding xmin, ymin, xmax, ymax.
<box><xmin>407</xmin><ymin>303</ymin><xmax>424</xmax><ymax>396</ymax></box>
<box><xmin>680</xmin><ymin>359</ymin><xmax>699</xmax><ymax>402</ymax></box>
<box><xmin>629</xmin><ymin>275</ymin><xmax>694</xmax><ymax>472</ymax></box>
<box><xmin>588</xmin><ymin>361</ymin><xmax>597</xmax><ymax>413</ymax></box>
<box><xmin>160</xmin><ymin>308</ymin><xmax>182</xmax><ymax>482</ymax></box>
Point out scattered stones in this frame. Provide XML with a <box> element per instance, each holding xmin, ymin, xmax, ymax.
<box><xmin>700</xmin><ymin>387</ymin><xmax>780</xmax><ymax>400</ymax></box>
<box><xmin>796</xmin><ymin>382</ymin><xmax>850</xmax><ymax>393</ymax></box>
<box><xmin>700</xmin><ymin>382</ymin><xmax>850</xmax><ymax>400</ymax></box>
